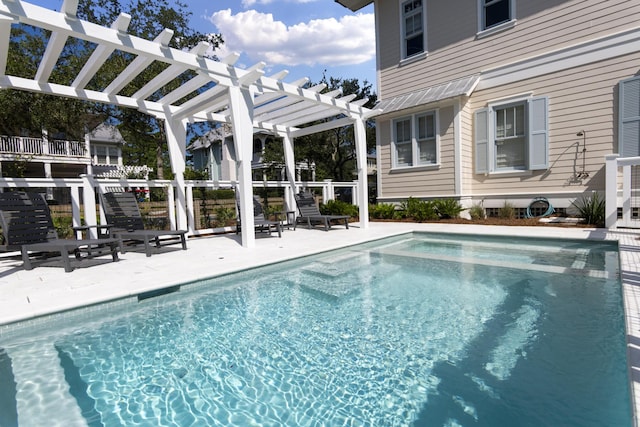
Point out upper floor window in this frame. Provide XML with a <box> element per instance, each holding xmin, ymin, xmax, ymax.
<box><xmin>392</xmin><ymin>111</ymin><xmax>438</xmax><ymax>168</ymax></box>
<box><xmin>402</xmin><ymin>0</ymin><xmax>424</xmax><ymax>59</ymax></box>
<box><xmin>619</xmin><ymin>76</ymin><xmax>640</xmax><ymax>157</ymax></box>
<box><xmin>475</xmin><ymin>96</ymin><xmax>548</xmax><ymax>174</ymax></box>
<box><xmin>91</xmin><ymin>144</ymin><xmax>120</xmax><ymax>165</ymax></box>
<box><xmin>477</xmin><ymin>0</ymin><xmax>515</xmax><ymax>37</ymax></box>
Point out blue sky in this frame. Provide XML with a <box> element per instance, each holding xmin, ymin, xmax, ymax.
<box><xmin>29</xmin><ymin>0</ymin><xmax>376</xmax><ymax>87</ymax></box>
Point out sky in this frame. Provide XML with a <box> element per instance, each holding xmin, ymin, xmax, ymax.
<box><xmin>29</xmin><ymin>0</ymin><xmax>377</xmax><ymax>88</ymax></box>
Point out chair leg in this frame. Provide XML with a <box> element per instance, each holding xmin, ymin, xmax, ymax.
<box><xmin>60</xmin><ymin>247</ymin><xmax>73</xmax><ymax>273</ymax></box>
<box><xmin>111</xmin><ymin>241</ymin><xmax>120</xmax><ymax>262</ymax></box>
<box><xmin>180</xmin><ymin>234</ymin><xmax>187</xmax><ymax>250</ymax></box>
<box><xmin>276</xmin><ymin>223</ymin><xmax>282</xmax><ymax>238</ymax></box>
<box><xmin>144</xmin><ymin>236</ymin><xmax>152</xmax><ymax>257</ymax></box>
<box><xmin>21</xmin><ymin>248</ymin><xmax>33</xmax><ymax>271</ymax></box>
<box><xmin>324</xmin><ymin>218</ymin><xmax>329</xmax><ymax>231</ymax></box>
<box><xmin>345</xmin><ymin>218</ymin><xmax>349</xmax><ymax>229</ymax></box>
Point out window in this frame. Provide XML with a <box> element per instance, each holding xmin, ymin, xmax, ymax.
<box><xmin>477</xmin><ymin>0</ymin><xmax>515</xmax><ymax>36</ymax></box>
<box><xmin>495</xmin><ymin>103</ymin><xmax>525</xmax><ymax>169</ymax></box>
<box><xmin>620</xmin><ymin>76</ymin><xmax>640</xmax><ymax>157</ymax></box>
<box><xmin>402</xmin><ymin>0</ymin><xmax>424</xmax><ymax>58</ymax></box>
<box><xmin>475</xmin><ymin>96</ymin><xmax>548</xmax><ymax>174</ymax></box>
<box><xmin>91</xmin><ymin>145</ymin><xmax>120</xmax><ymax>165</ymax></box>
<box><xmin>392</xmin><ymin>111</ymin><xmax>438</xmax><ymax>168</ymax></box>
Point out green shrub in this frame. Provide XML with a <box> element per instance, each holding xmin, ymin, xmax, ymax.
<box><xmin>498</xmin><ymin>201</ymin><xmax>516</xmax><ymax>219</ymax></box>
<box><xmin>434</xmin><ymin>198</ymin><xmax>464</xmax><ymax>219</ymax></box>
<box><xmin>469</xmin><ymin>204</ymin><xmax>486</xmax><ymax>220</ymax></box>
<box><xmin>321</xmin><ymin>199</ymin><xmax>359</xmax><ymax>217</ymax></box>
<box><xmin>52</xmin><ymin>215</ymin><xmax>73</xmax><ymax>238</ymax></box>
<box><xmin>572</xmin><ymin>192</ymin><xmax>605</xmax><ymax>226</ymax></box>
<box><xmin>213</xmin><ymin>206</ymin><xmax>236</xmax><ymax>227</ymax></box>
<box><xmin>369</xmin><ymin>203</ymin><xmax>397</xmax><ymax>219</ymax></box>
<box><xmin>401</xmin><ymin>197</ymin><xmax>438</xmax><ymax>222</ymax></box>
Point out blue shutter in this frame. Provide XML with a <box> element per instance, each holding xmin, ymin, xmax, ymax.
<box><xmin>620</xmin><ymin>77</ymin><xmax>640</xmax><ymax>157</ymax></box>
<box><xmin>528</xmin><ymin>96</ymin><xmax>549</xmax><ymax>170</ymax></box>
<box><xmin>475</xmin><ymin>108</ymin><xmax>490</xmax><ymax>174</ymax></box>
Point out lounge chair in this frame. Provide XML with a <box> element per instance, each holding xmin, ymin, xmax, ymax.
<box><xmin>236</xmin><ymin>193</ymin><xmax>282</xmax><ymax>238</ymax></box>
<box><xmin>100</xmin><ymin>191</ymin><xmax>187</xmax><ymax>257</ymax></box>
<box><xmin>0</xmin><ymin>191</ymin><xmax>120</xmax><ymax>272</ymax></box>
<box><xmin>294</xmin><ymin>191</ymin><xmax>349</xmax><ymax>231</ymax></box>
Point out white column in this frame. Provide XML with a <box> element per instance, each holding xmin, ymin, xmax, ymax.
<box><xmin>354</xmin><ymin>117</ymin><xmax>369</xmax><ymax>229</ymax></box>
<box><xmin>43</xmin><ymin>162</ymin><xmax>53</xmax><ymax>201</ymax></box>
<box><xmin>282</xmin><ymin>133</ymin><xmax>297</xmax><ymax>214</ymax></box>
<box><xmin>228</xmin><ymin>86</ymin><xmax>255</xmax><ymax>248</ymax></box>
<box><xmin>80</xmin><ymin>174</ymin><xmax>98</xmax><ymax>238</ymax></box>
<box><xmin>164</xmin><ymin>117</ymin><xmax>188</xmax><ymax>231</ymax></box>
<box><xmin>605</xmin><ymin>154</ymin><xmax>619</xmax><ymax>229</ymax></box>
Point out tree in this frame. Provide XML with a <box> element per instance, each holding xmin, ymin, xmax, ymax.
<box><xmin>0</xmin><ymin>0</ymin><xmax>223</xmax><ymax>179</ymax></box>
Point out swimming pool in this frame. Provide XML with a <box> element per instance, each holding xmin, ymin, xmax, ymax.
<box><xmin>0</xmin><ymin>232</ymin><xmax>630</xmax><ymax>426</ymax></box>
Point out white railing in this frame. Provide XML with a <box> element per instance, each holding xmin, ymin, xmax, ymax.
<box><xmin>0</xmin><ymin>136</ymin><xmax>87</xmax><ymax>157</ymax></box>
<box><xmin>605</xmin><ymin>154</ymin><xmax>640</xmax><ymax>228</ymax></box>
<box><xmin>0</xmin><ymin>176</ymin><xmax>359</xmax><ymax>236</ymax></box>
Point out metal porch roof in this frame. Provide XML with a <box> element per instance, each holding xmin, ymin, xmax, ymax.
<box><xmin>375</xmin><ymin>75</ymin><xmax>480</xmax><ymax>115</ymax></box>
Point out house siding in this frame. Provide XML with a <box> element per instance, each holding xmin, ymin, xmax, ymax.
<box><xmin>466</xmin><ymin>52</ymin><xmax>640</xmax><ymax>203</ymax></box>
<box><xmin>372</xmin><ymin>0</ymin><xmax>640</xmax><ymax>209</ymax></box>
<box><xmin>378</xmin><ymin>105</ymin><xmax>457</xmax><ymax>199</ymax></box>
<box><xmin>377</xmin><ymin>0</ymin><xmax>640</xmax><ymax>100</ymax></box>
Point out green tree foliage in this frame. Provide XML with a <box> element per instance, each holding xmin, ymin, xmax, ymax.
<box><xmin>1</xmin><ymin>0</ymin><xmax>223</xmax><ymax>179</ymax></box>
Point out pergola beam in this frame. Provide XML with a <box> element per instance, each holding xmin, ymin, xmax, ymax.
<box><xmin>0</xmin><ymin>0</ymin><xmax>376</xmax><ymax>246</ymax></box>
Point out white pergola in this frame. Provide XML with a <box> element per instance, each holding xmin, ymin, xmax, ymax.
<box><xmin>0</xmin><ymin>0</ymin><xmax>378</xmax><ymax>247</ymax></box>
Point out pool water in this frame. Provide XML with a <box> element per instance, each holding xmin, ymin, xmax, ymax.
<box><xmin>0</xmin><ymin>233</ymin><xmax>630</xmax><ymax>426</ymax></box>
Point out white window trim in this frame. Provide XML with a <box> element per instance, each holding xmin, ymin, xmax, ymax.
<box><xmin>475</xmin><ymin>94</ymin><xmax>549</xmax><ymax>175</ymax></box>
<box><xmin>476</xmin><ymin>0</ymin><xmax>516</xmax><ymax>38</ymax></box>
<box><xmin>390</xmin><ymin>110</ymin><xmax>440</xmax><ymax>170</ymax></box>
<box><xmin>490</xmin><ymin>99</ymin><xmax>527</xmax><ymax>172</ymax></box>
<box><xmin>399</xmin><ymin>0</ymin><xmax>427</xmax><ymax>60</ymax></box>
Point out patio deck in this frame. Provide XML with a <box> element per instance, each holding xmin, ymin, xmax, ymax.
<box><xmin>0</xmin><ymin>222</ymin><xmax>639</xmax><ymax>424</ymax></box>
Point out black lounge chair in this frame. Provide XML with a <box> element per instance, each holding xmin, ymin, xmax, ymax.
<box><xmin>0</xmin><ymin>191</ymin><xmax>120</xmax><ymax>272</ymax></box>
<box><xmin>100</xmin><ymin>191</ymin><xmax>187</xmax><ymax>257</ymax></box>
<box><xmin>294</xmin><ymin>191</ymin><xmax>349</xmax><ymax>231</ymax></box>
<box><xmin>236</xmin><ymin>193</ymin><xmax>282</xmax><ymax>238</ymax></box>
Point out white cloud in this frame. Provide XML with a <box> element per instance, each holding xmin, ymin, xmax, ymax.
<box><xmin>208</xmin><ymin>9</ymin><xmax>375</xmax><ymax>69</ymax></box>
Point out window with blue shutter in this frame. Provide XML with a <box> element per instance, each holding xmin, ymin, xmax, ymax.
<box><xmin>620</xmin><ymin>76</ymin><xmax>640</xmax><ymax>157</ymax></box>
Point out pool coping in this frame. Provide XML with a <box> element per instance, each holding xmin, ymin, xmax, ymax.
<box><xmin>0</xmin><ymin>222</ymin><xmax>637</xmax><ymax>425</ymax></box>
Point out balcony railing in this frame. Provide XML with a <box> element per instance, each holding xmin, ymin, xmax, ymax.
<box><xmin>0</xmin><ymin>135</ymin><xmax>87</xmax><ymax>157</ymax></box>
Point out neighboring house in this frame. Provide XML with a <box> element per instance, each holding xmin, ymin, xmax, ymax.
<box><xmin>189</xmin><ymin>125</ymin><xmax>315</xmax><ymax>182</ymax></box>
<box><xmin>338</xmin><ymin>0</ymin><xmax>640</xmax><ymax>216</ymax></box>
<box><xmin>0</xmin><ymin>123</ymin><xmax>151</xmax><ymax>201</ymax></box>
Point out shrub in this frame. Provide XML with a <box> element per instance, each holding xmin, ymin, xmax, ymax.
<box><xmin>213</xmin><ymin>206</ymin><xmax>236</xmax><ymax>227</ymax></box>
<box><xmin>469</xmin><ymin>204</ymin><xmax>486</xmax><ymax>220</ymax></box>
<box><xmin>572</xmin><ymin>192</ymin><xmax>605</xmax><ymax>227</ymax></box>
<box><xmin>369</xmin><ymin>203</ymin><xmax>397</xmax><ymax>219</ymax></box>
<box><xmin>434</xmin><ymin>198</ymin><xmax>464</xmax><ymax>219</ymax></box>
<box><xmin>321</xmin><ymin>199</ymin><xmax>359</xmax><ymax>217</ymax></box>
<box><xmin>498</xmin><ymin>201</ymin><xmax>516</xmax><ymax>219</ymax></box>
<box><xmin>52</xmin><ymin>215</ymin><xmax>73</xmax><ymax>238</ymax></box>
<box><xmin>401</xmin><ymin>197</ymin><xmax>438</xmax><ymax>222</ymax></box>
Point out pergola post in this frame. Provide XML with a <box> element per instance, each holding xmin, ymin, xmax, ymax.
<box><xmin>228</xmin><ymin>85</ymin><xmax>256</xmax><ymax>248</ymax></box>
<box><xmin>282</xmin><ymin>133</ymin><xmax>297</xmax><ymax>213</ymax></box>
<box><xmin>354</xmin><ymin>117</ymin><xmax>369</xmax><ymax>228</ymax></box>
<box><xmin>164</xmin><ymin>117</ymin><xmax>188</xmax><ymax>231</ymax></box>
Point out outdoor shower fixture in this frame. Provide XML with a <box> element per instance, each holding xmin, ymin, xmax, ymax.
<box><xmin>576</xmin><ymin>130</ymin><xmax>589</xmax><ymax>179</ymax></box>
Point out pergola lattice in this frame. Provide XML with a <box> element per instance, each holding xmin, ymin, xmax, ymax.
<box><xmin>0</xmin><ymin>0</ymin><xmax>378</xmax><ymax>247</ymax></box>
